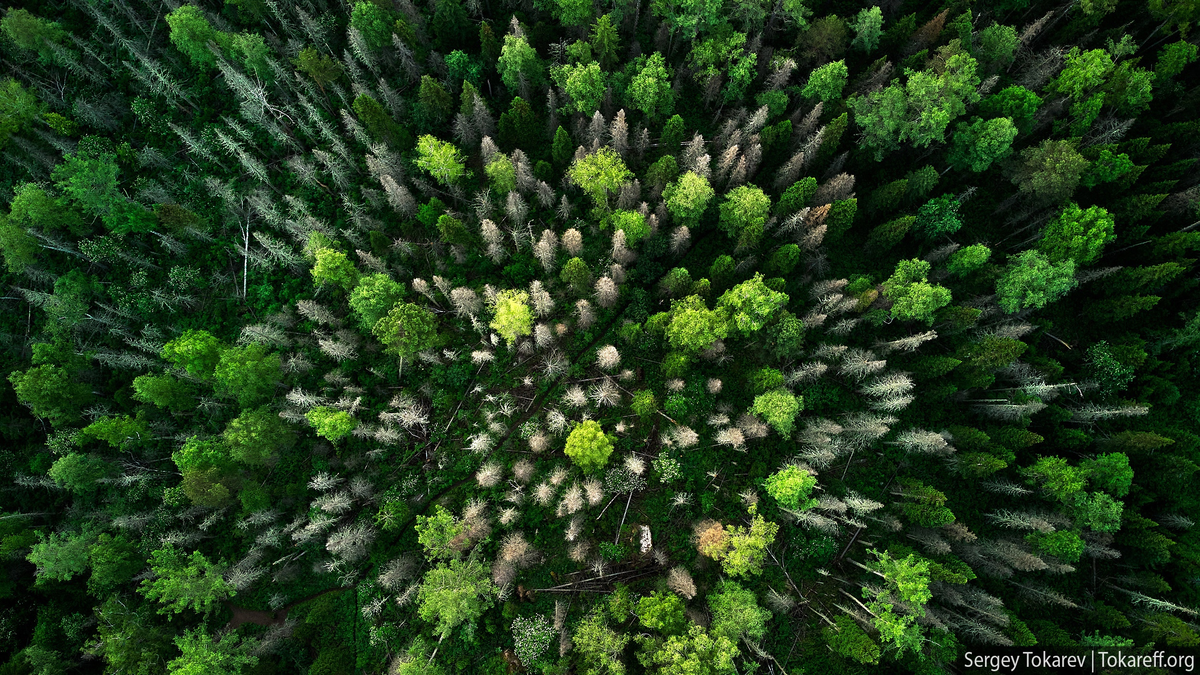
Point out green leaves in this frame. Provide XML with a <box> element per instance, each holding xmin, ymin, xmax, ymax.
<box><xmin>569</xmin><ymin>147</ymin><xmax>632</xmax><ymax>207</ymax></box>
<box><xmin>161</xmin><ymin>330</ymin><xmax>223</xmax><ymax>378</ymax></box>
<box><xmin>949</xmin><ymin>116</ymin><xmax>1017</xmax><ymax>172</ymax></box>
<box><xmin>717</xmin><ymin>185</ymin><xmax>771</xmax><ymax>239</ymax></box>
<box><xmin>765</xmin><ymin>465</ymin><xmax>818</xmax><ymax>510</ymax></box>
<box><xmin>802</xmin><ymin>60</ymin><xmax>849</xmax><ymax>102</ymax></box>
<box><xmin>497</xmin><ymin>34</ymin><xmax>544</xmax><ymax>91</ymax></box>
<box><xmin>490</xmin><ymin>289</ymin><xmax>534</xmax><ymax>344</ymax></box>
<box><xmin>665</xmin><ymin>295</ymin><xmax>729</xmax><ymax>353</ymax></box>
<box><xmin>373</xmin><ymin>302</ymin><xmax>438</xmax><ymax>357</ymax></box>
<box><xmin>417</xmin><ymin>555</ymin><xmax>499</xmax><ymax>640</ymax></box>
<box><xmin>306</xmin><ymin>406</ymin><xmax>357</xmax><ymax>442</ymax></box>
<box><xmin>140</xmin><ymin>545</ymin><xmax>233</xmax><ymax>615</ymax></box>
<box><xmin>996</xmin><ymin>250</ymin><xmax>1077</xmax><ymax>313</ymax></box>
<box><xmin>664</xmin><ymin>171</ymin><xmax>714</xmax><ymax>225</ymax></box>
<box><xmin>880</xmin><ymin>259</ymin><xmax>952</xmax><ymax>324</ymax></box>
<box><xmin>717</xmin><ymin>273</ymin><xmax>788</xmax><ymax>335</ymax></box>
<box><xmin>627</xmin><ymin>52</ymin><xmax>674</xmax><ymax>120</ymax></box>
<box><xmin>415</xmin><ymin>135</ymin><xmax>467</xmax><ymax>185</ymax></box>
<box><xmin>213</xmin><ymin>343</ymin><xmax>281</xmax><ymax>408</ymax></box>
<box><xmin>1040</xmin><ymin>203</ymin><xmax>1116</xmax><ymax>265</ymax></box>
<box><xmin>349</xmin><ymin>274</ymin><xmax>407</xmax><ymax>330</ymax></box>
<box><xmin>565</xmin><ymin>420</ymin><xmax>615</xmax><ymax>474</ymax></box>
<box><xmin>553</xmin><ymin>61</ymin><xmax>606</xmax><ymax>114</ymax></box>
<box><xmin>415</xmin><ymin>505</ymin><xmax>467</xmax><ymax>560</ymax></box>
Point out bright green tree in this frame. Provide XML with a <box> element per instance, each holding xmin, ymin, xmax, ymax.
<box><xmin>140</xmin><ymin>545</ymin><xmax>233</xmax><ymax>615</ymax></box>
<box><xmin>590</xmin><ymin>14</ymin><xmax>621</xmax><ymax>69</ymax></box>
<box><xmin>637</xmin><ymin>591</ymin><xmax>688</xmax><ymax>635</ymax></box>
<box><xmin>764</xmin><ymin>465</ymin><xmax>818</xmax><ymax>510</ymax></box>
<box><xmin>560</xmin><ymin>257</ymin><xmax>593</xmax><ymax>293</ymax></box>
<box><xmin>27</xmin><ymin>529</ymin><xmax>96</xmax><ymax>583</ymax></box>
<box><xmin>553</xmin><ymin>62</ymin><xmax>606</xmax><ymax>114</ymax></box>
<box><xmin>863</xmin><ymin>549</ymin><xmax>932</xmax><ymax>657</ymax></box>
<box><xmin>310</xmin><ymin>248</ymin><xmax>360</xmax><ymax>291</ymax></box>
<box><xmin>610</xmin><ymin>210</ymin><xmax>650</xmax><ymax>246</ymax></box>
<box><xmin>349</xmin><ymin>274</ymin><xmax>406</xmax><ymax>330</ymax></box>
<box><xmin>717</xmin><ymin>273</ymin><xmax>789</xmax><ymax>335</ymax></box>
<box><xmin>165</xmin><ymin>5</ymin><xmax>229</xmax><ymax>68</ymax></box>
<box><xmin>161</xmin><ymin>329</ymin><xmax>223</xmax><ymax>378</ymax></box>
<box><xmin>131</xmin><ymin>373</ymin><xmax>196</xmax><ymax>411</ymax></box>
<box><xmin>47</xmin><ymin>453</ymin><xmax>111</xmax><ymax>493</ymax></box>
<box><xmin>709</xmin><ymin>580</ymin><xmax>771</xmax><ymax>642</ymax></box>
<box><xmin>373</xmin><ymin>302</ymin><xmax>439</xmax><ymax>357</ymax></box>
<box><xmin>1040</xmin><ymin>203</ymin><xmax>1116</xmax><ymax>265</ymax></box>
<box><xmin>8</xmin><ymin>364</ymin><xmax>92</xmax><ymax>425</ymax></box>
<box><xmin>628</xmin><ymin>53</ymin><xmax>674</xmax><ymax>120</ymax></box>
<box><xmin>1049</xmin><ymin>47</ymin><xmax>1114</xmax><ymax>101</ymax></box>
<box><xmin>825</xmin><ymin>615</ymin><xmax>881</xmax><ymax>664</ymax></box>
<box><xmin>639</xmin><ymin>625</ymin><xmax>738</xmax><ymax>675</ymax></box>
<box><xmin>417</xmin><ymin>555</ymin><xmax>499</xmax><ymax>640</ymax></box>
<box><xmin>975</xmin><ymin>24</ymin><xmax>1019</xmax><ymax>71</ymax></box>
<box><xmin>0</xmin><ymin>78</ymin><xmax>40</xmax><ymax>150</ymax></box>
<box><xmin>416</xmin><ymin>505</ymin><xmax>467</xmax><ymax>560</ymax></box>
<box><xmin>880</xmin><ymin>259</ymin><xmax>952</xmax><ymax>324</ymax></box>
<box><xmin>574</xmin><ymin>612</ymin><xmax>631</xmax><ymax>675</ymax></box>
<box><xmin>490</xmin><ymin>289</ymin><xmax>534</xmax><ymax>345</ymax></box>
<box><xmin>306</xmin><ymin>406</ymin><xmax>357</xmax><ymax>442</ymax></box>
<box><xmin>1</xmin><ymin>8</ymin><xmax>66</xmax><ymax>62</ymax></box>
<box><xmin>213</xmin><ymin>344</ymin><xmax>281</xmax><ymax>408</ymax></box>
<box><xmin>569</xmin><ymin>147</ymin><xmax>632</xmax><ymax>208</ymax></box>
<box><xmin>485</xmin><ymin>154</ymin><xmax>516</xmax><ymax>194</ymax></box>
<box><xmin>292</xmin><ymin>46</ymin><xmax>342</xmax><ymax>92</ymax></box>
<box><xmin>350</xmin><ymin>1</ymin><xmax>393</xmax><ymax>49</ymax></box>
<box><xmin>664</xmin><ymin>172</ymin><xmax>715</xmax><ymax>225</ymax></box>
<box><xmin>718</xmin><ymin>513</ymin><xmax>779</xmax><ymax>578</ymax></box>
<box><xmin>87</xmin><ymin>533</ymin><xmax>142</xmax><ymax>593</ymax></box>
<box><xmin>850</xmin><ymin>6</ymin><xmax>883</xmax><ymax>52</ymax></box>
<box><xmin>717</xmin><ymin>185</ymin><xmax>771</xmax><ymax>238</ymax></box>
<box><xmin>802</xmin><ymin>60</ymin><xmax>849</xmax><ymax>102</ymax></box>
<box><xmin>415</xmin><ymin>135</ymin><xmax>467</xmax><ymax>185</ymax></box>
<box><xmin>498</xmin><ymin>34</ymin><xmax>544</xmax><ymax>90</ymax></box>
<box><xmin>949</xmin><ymin>117</ymin><xmax>1017</xmax><ymax>172</ymax></box>
<box><xmin>751</xmin><ymin>389</ymin><xmax>801</xmax><ymax>437</ymax></box>
<box><xmin>168</xmin><ymin>629</ymin><xmax>257</xmax><ymax>675</ymax></box>
<box><xmin>946</xmin><ymin>244</ymin><xmax>992</xmax><ymax>275</ymax></box>
<box><xmin>996</xmin><ymin>250</ymin><xmax>1077</xmax><ymax>314</ymax></box>
<box><xmin>913</xmin><ymin>195</ymin><xmax>962</xmax><ymax>239</ymax></box>
<box><xmin>666</xmin><ymin>295</ymin><xmax>729</xmax><ymax>352</ymax></box>
<box><xmin>565</xmin><ymin>421</ymin><xmax>615</xmax><ymax>474</ymax></box>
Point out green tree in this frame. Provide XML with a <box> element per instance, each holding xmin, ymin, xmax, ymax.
<box><xmin>27</xmin><ymin>529</ymin><xmax>96</xmax><ymax>583</ymax></box>
<box><xmin>349</xmin><ymin>274</ymin><xmax>407</xmax><ymax>330</ymax></box>
<box><xmin>565</xmin><ymin>421</ymin><xmax>615</xmax><ymax>474</ymax></box>
<box><xmin>574</xmin><ymin>612</ymin><xmax>631</xmax><ymax>675</ymax></box>
<box><xmin>223</xmin><ymin>406</ymin><xmax>294</xmax><ymax>465</ymax></box>
<box><xmin>418</xmin><ymin>75</ymin><xmax>454</xmax><ymax>127</ymax></box>
<box><xmin>168</xmin><ymin>629</ymin><xmax>257</xmax><ymax>675</ymax></box>
<box><xmin>825</xmin><ymin>615</ymin><xmax>881</xmax><ymax>664</ymax></box>
<box><xmin>1154</xmin><ymin>40</ymin><xmax>1199</xmax><ymax>83</ymax></box>
<box><xmin>1</xmin><ymin>9</ymin><xmax>66</xmax><ymax>62</ymax></box>
<box><xmin>949</xmin><ymin>117</ymin><xmax>1017</xmax><ymax>172</ymax></box>
<box><xmin>0</xmin><ymin>78</ymin><xmax>40</xmax><ymax>150</ymax></box>
<box><xmin>8</xmin><ymin>364</ymin><xmax>93</xmax><ymax>425</ymax></box>
<box><xmin>1040</xmin><ymin>203</ymin><xmax>1115</xmax><ymax>265</ymax></box>
<box><xmin>7</xmin><ymin>183</ymin><xmax>86</xmax><ymax>235</ymax></box>
<box><xmin>610</xmin><ymin>210</ymin><xmax>650</xmax><ymax>246</ymax></box>
<box><xmin>415</xmin><ymin>135</ymin><xmax>467</xmax><ymax>185</ymax></box>
<box><xmin>417</xmin><ymin>555</ymin><xmax>499</xmax><ymax>640</ymax></box>
<box><xmin>47</xmin><ymin>453</ymin><xmax>111</xmax><ymax>493</ymax></box>
<box><xmin>498</xmin><ymin>34</ymin><xmax>544</xmax><ymax>91</ymax></box>
<box><xmin>51</xmin><ymin>150</ymin><xmax>121</xmax><ymax>222</ymax></box>
<box><xmin>88</xmin><ymin>597</ymin><xmax>174</xmax><ymax>674</ymax></box>
<box><xmin>311</xmin><ymin>248</ymin><xmax>361</xmax><ymax>291</ymax></box>
<box><xmin>569</xmin><ymin>147</ymin><xmax>632</xmax><ymax>208</ymax></box>
<box><xmin>0</xmin><ymin>210</ymin><xmax>39</xmax><ymax>273</ymax></box>
<box><xmin>430</xmin><ymin>0</ymin><xmax>470</xmax><ymax>51</ymax></box>
<box><xmin>292</xmin><ymin>46</ymin><xmax>342</xmax><ymax>92</ymax></box>
<box><xmin>716</xmin><ymin>273</ymin><xmax>788</xmax><ymax>335</ymax></box>
<box><xmin>161</xmin><ymin>329</ymin><xmax>223</xmax><ymax>378</ymax></box>
<box><xmin>1022</xmin><ymin>456</ymin><xmax>1088</xmax><ymax>501</ymax></box>
<box><xmin>764</xmin><ymin>465</ymin><xmax>818</xmax><ymax>510</ymax></box>
<box><xmin>637</xmin><ymin>591</ymin><xmax>688</xmax><ymax>635</ymax></box>
<box><xmin>554</xmin><ymin>0</ymin><xmax>593</xmax><ymax>26</ymax></box>
<box><xmin>552</xmin><ymin>126</ymin><xmax>574</xmax><ymax>166</ymax></box>
<box><xmin>132</xmin><ymin>372</ymin><xmax>195</xmax><ymax>410</ymax></box>
<box><xmin>980</xmin><ymin>85</ymin><xmax>1042</xmax><ymax>133</ymax></box>
<box><xmin>880</xmin><ymin>259</ymin><xmax>952</xmax><ymax>324</ymax></box>
<box><xmin>213</xmin><ymin>344</ymin><xmax>281</xmax><ymax>408</ymax></box>
<box><xmin>165</xmin><ymin>5</ymin><xmax>228</xmax><ymax>68</ymax></box>
<box><xmin>975</xmin><ymin>23</ymin><xmax>1019</xmax><ymax>71</ymax></box>
<box><xmin>717</xmin><ymin>185</ymin><xmax>771</xmax><ymax>238</ymax></box>
<box><xmin>946</xmin><ymin>244</ymin><xmax>992</xmax><ymax>275</ymax></box>
<box><xmin>628</xmin><ymin>52</ymin><xmax>675</xmax><ymax>120</ymax></box>
<box><xmin>651</xmin><ymin>0</ymin><xmax>723</xmax><ymax>40</ymax></box>
<box><xmin>864</xmin><ymin>549</ymin><xmax>932</xmax><ymax>657</ymax></box>
<box><xmin>81</xmin><ymin>414</ymin><xmax>148</xmax><ymax>447</ymax></box>
<box><xmin>490</xmin><ymin>289</ymin><xmax>534</xmax><ymax>345</ymax></box>
<box><xmin>717</xmin><ymin>513</ymin><xmax>779</xmax><ymax>578</ymax></box>
<box><xmin>996</xmin><ymin>250</ymin><xmax>1077</xmax><ymax>313</ymax></box>
<box><xmin>1049</xmin><ymin>48</ymin><xmax>1113</xmax><ymax>101</ymax></box>
<box><xmin>709</xmin><ymin>580</ymin><xmax>771</xmax><ymax>642</ymax></box>
<box><xmin>913</xmin><ymin>195</ymin><xmax>962</xmax><ymax>239</ymax></box>
<box><xmin>664</xmin><ymin>171</ymin><xmax>715</xmax><ymax>225</ymax></box>
<box><xmin>354</xmin><ymin>94</ymin><xmax>406</xmax><ymax>147</ymax></box>
<box><xmin>639</xmin><ymin>625</ymin><xmax>738</xmax><ymax>675</ymax></box>
<box><xmin>553</xmin><ymin>62</ymin><xmax>606</xmax><ymax>114</ymax></box>
<box><xmin>666</xmin><ymin>295</ymin><xmax>729</xmax><ymax>352</ymax></box>
<box><xmin>373</xmin><ymin>302</ymin><xmax>439</xmax><ymax>357</ymax></box>
<box><xmin>1012</xmin><ymin>139</ymin><xmax>1090</xmax><ymax>203</ymax></box>
<box><xmin>416</xmin><ymin>505</ymin><xmax>467</xmax><ymax>560</ymax></box>
<box><xmin>849</xmin><ymin>6</ymin><xmax>883</xmax><ymax>51</ymax></box>
<box><xmin>751</xmin><ymin>389</ymin><xmax>801</xmax><ymax>436</ymax></box>
<box><xmin>87</xmin><ymin>534</ymin><xmax>142</xmax><ymax>593</ymax></box>
<box><xmin>1083</xmin><ymin>453</ymin><xmax>1133</xmax><ymax>497</ymax></box>
<box><xmin>590</xmin><ymin>14</ymin><xmax>621</xmax><ymax>69</ymax></box>
<box><xmin>350</xmin><ymin>1</ymin><xmax>393</xmax><ymax>49</ymax></box>
<box><xmin>485</xmin><ymin>154</ymin><xmax>516</xmax><ymax>194</ymax></box>
<box><xmin>802</xmin><ymin>60</ymin><xmax>849</xmax><ymax>102</ymax></box>
<box><xmin>140</xmin><ymin>545</ymin><xmax>233</xmax><ymax>615</ymax></box>
<box><xmin>306</xmin><ymin>406</ymin><xmax>357</xmax><ymax>442</ymax></box>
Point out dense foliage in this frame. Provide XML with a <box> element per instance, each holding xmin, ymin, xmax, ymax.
<box><xmin>1</xmin><ymin>0</ymin><xmax>1199</xmax><ymax>672</ymax></box>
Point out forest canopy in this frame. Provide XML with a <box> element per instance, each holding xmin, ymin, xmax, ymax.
<box><xmin>0</xmin><ymin>0</ymin><xmax>1199</xmax><ymax>673</ymax></box>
